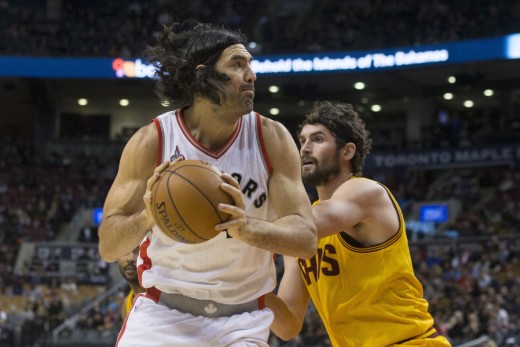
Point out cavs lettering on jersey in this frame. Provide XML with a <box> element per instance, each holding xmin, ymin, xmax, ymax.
<box><xmin>137</xmin><ymin>108</ymin><xmax>278</xmax><ymax>304</ymax></box>
<box><xmin>299</xmin><ymin>178</ymin><xmax>449</xmax><ymax>347</ymax></box>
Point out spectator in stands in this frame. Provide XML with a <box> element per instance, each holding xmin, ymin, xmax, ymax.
<box><xmin>79</xmin><ymin>222</ymin><xmax>98</xmax><ymax>243</ymax></box>
<box><xmin>1</xmin><ymin>0</ymin><xmax>519</xmax><ymax>57</ymax></box>
<box><xmin>0</xmin><ymin>311</ymin><xmax>13</xmax><ymax>346</ymax></box>
<box><xmin>47</xmin><ymin>290</ymin><xmax>65</xmax><ymax>330</ymax></box>
<box><xmin>89</xmin><ymin>304</ymin><xmax>105</xmax><ymax>331</ymax></box>
<box><xmin>60</xmin><ymin>276</ymin><xmax>78</xmax><ymax>294</ymax></box>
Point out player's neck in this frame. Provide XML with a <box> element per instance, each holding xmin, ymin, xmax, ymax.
<box><xmin>183</xmin><ymin>102</ymin><xmax>239</xmax><ymax>151</ymax></box>
<box><xmin>316</xmin><ymin>171</ymin><xmax>353</xmax><ymax>200</ymax></box>
<box><xmin>130</xmin><ymin>281</ymin><xmax>145</xmax><ymax>294</ymax></box>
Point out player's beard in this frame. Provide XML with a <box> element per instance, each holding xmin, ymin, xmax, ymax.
<box><xmin>119</xmin><ymin>265</ymin><xmax>138</xmax><ymax>282</ymax></box>
<box><xmin>215</xmin><ymin>84</ymin><xmax>254</xmax><ymax>122</ymax></box>
<box><xmin>302</xmin><ymin>150</ymin><xmax>342</xmax><ymax>187</ymax></box>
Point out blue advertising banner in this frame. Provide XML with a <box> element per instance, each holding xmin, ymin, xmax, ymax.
<box><xmin>366</xmin><ymin>144</ymin><xmax>520</xmax><ymax>169</ymax></box>
<box><xmin>420</xmin><ymin>205</ymin><xmax>449</xmax><ymax>223</ymax></box>
<box><xmin>0</xmin><ymin>56</ymin><xmax>116</xmax><ymax>78</ymax></box>
<box><xmin>0</xmin><ymin>33</ymin><xmax>519</xmax><ymax>78</ymax></box>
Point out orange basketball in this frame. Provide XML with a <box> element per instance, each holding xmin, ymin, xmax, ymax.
<box><xmin>150</xmin><ymin>160</ymin><xmax>233</xmax><ymax>244</ymax></box>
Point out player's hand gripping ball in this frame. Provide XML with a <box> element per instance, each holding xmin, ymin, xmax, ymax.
<box><xmin>150</xmin><ymin>160</ymin><xmax>233</xmax><ymax>244</ymax></box>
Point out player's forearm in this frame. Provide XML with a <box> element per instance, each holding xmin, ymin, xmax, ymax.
<box><xmin>272</xmin><ymin>214</ymin><xmax>317</xmax><ymax>258</ymax></box>
<box><xmin>265</xmin><ymin>292</ymin><xmax>303</xmax><ymax>340</ymax></box>
<box><xmin>240</xmin><ymin>214</ymin><xmax>317</xmax><ymax>258</ymax></box>
<box><xmin>98</xmin><ymin>210</ymin><xmax>154</xmax><ymax>262</ymax></box>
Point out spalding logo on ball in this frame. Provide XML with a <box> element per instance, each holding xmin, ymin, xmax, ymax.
<box><xmin>150</xmin><ymin>160</ymin><xmax>233</xmax><ymax>244</ymax></box>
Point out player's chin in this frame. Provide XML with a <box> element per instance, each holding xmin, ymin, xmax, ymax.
<box><xmin>301</xmin><ymin>166</ymin><xmax>315</xmax><ymax>175</ymax></box>
<box><xmin>242</xmin><ymin>95</ymin><xmax>254</xmax><ymax>106</ymax></box>
<box><xmin>241</xmin><ymin>102</ymin><xmax>254</xmax><ymax>114</ymax></box>
<box><xmin>125</xmin><ymin>269</ymin><xmax>137</xmax><ymax>277</ymax></box>
<box><xmin>301</xmin><ymin>171</ymin><xmax>316</xmax><ymax>183</ymax></box>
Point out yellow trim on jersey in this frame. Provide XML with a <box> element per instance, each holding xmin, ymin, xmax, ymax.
<box><xmin>122</xmin><ymin>290</ymin><xmax>135</xmax><ymax>320</ymax></box>
<box><xmin>338</xmin><ymin>227</ymin><xmax>403</xmax><ymax>252</ymax></box>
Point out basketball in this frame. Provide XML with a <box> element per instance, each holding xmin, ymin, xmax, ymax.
<box><xmin>150</xmin><ymin>160</ymin><xmax>233</xmax><ymax>244</ymax></box>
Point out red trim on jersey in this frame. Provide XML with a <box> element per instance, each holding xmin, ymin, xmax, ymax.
<box><xmin>176</xmin><ymin>108</ymin><xmax>243</xmax><ymax>159</ymax></box>
<box><xmin>153</xmin><ymin>118</ymin><xmax>163</xmax><ymax>166</ymax></box>
<box><xmin>115</xmin><ymin>307</ymin><xmax>129</xmax><ymax>346</ymax></box>
<box><xmin>116</xmin><ymin>292</ymin><xmax>145</xmax><ymax>346</ymax></box>
<box><xmin>255</xmin><ymin>113</ymin><xmax>273</xmax><ymax>175</ymax></box>
<box><xmin>257</xmin><ymin>294</ymin><xmax>266</xmax><ymax>310</ymax></box>
<box><xmin>137</xmin><ymin>236</ymin><xmax>152</xmax><ymax>285</ymax></box>
<box><xmin>145</xmin><ymin>286</ymin><xmax>161</xmax><ymax>303</ymax></box>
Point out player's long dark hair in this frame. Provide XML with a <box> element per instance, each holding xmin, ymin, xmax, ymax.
<box><xmin>144</xmin><ymin>20</ymin><xmax>248</xmax><ymax>107</ymax></box>
<box><xmin>298</xmin><ymin>100</ymin><xmax>372</xmax><ymax>176</ymax></box>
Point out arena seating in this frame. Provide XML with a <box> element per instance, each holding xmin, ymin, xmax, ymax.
<box><xmin>1</xmin><ymin>0</ymin><xmax>519</xmax><ymax>57</ymax></box>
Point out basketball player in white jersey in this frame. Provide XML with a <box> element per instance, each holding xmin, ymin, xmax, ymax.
<box><xmin>98</xmin><ymin>21</ymin><xmax>317</xmax><ymax>347</ymax></box>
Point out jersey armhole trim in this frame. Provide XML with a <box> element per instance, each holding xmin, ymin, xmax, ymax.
<box><xmin>153</xmin><ymin>118</ymin><xmax>163</xmax><ymax>166</ymax></box>
<box><xmin>255</xmin><ymin>113</ymin><xmax>273</xmax><ymax>175</ymax></box>
<box><xmin>338</xmin><ymin>227</ymin><xmax>403</xmax><ymax>253</ymax></box>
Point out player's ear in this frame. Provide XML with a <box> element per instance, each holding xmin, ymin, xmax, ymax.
<box><xmin>342</xmin><ymin>143</ymin><xmax>356</xmax><ymax>161</ymax></box>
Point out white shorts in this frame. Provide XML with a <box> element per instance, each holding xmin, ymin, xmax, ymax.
<box><xmin>116</xmin><ymin>294</ymin><xmax>274</xmax><ymax>347</ymax></box>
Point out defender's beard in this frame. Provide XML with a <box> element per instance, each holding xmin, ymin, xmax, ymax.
<box><xmin>302</xmin><ymin>152</ymin><xmax>342</xmax><ymax>187</ymax></box>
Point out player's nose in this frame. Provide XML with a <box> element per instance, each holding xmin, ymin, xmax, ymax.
<box><xmin>246</xmin><ymin>65</ymin><xmax>256</xmax><ymax>83</ymax></box>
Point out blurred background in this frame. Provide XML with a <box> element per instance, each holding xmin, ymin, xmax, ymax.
<box><xmin>0</xmin><ymin>0</ymin><xmax>520</xmax><ymax>346</ymax></box>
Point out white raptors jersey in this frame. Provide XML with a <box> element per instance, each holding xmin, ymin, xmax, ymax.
<box><xmin>137</xmin><ymin>108</ymin><xmax>278</xmax><ymax>304</ymax></box>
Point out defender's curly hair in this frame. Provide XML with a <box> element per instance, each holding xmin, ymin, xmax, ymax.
<box><xmin>144</xmin><ymin>20</ymin><xmax>248</xmax><ymax>107</ymax></box>
<box><xmin>298</xmin><ymin>100</ymin><xmax>372</xmax><ymax>176</ymax></box>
